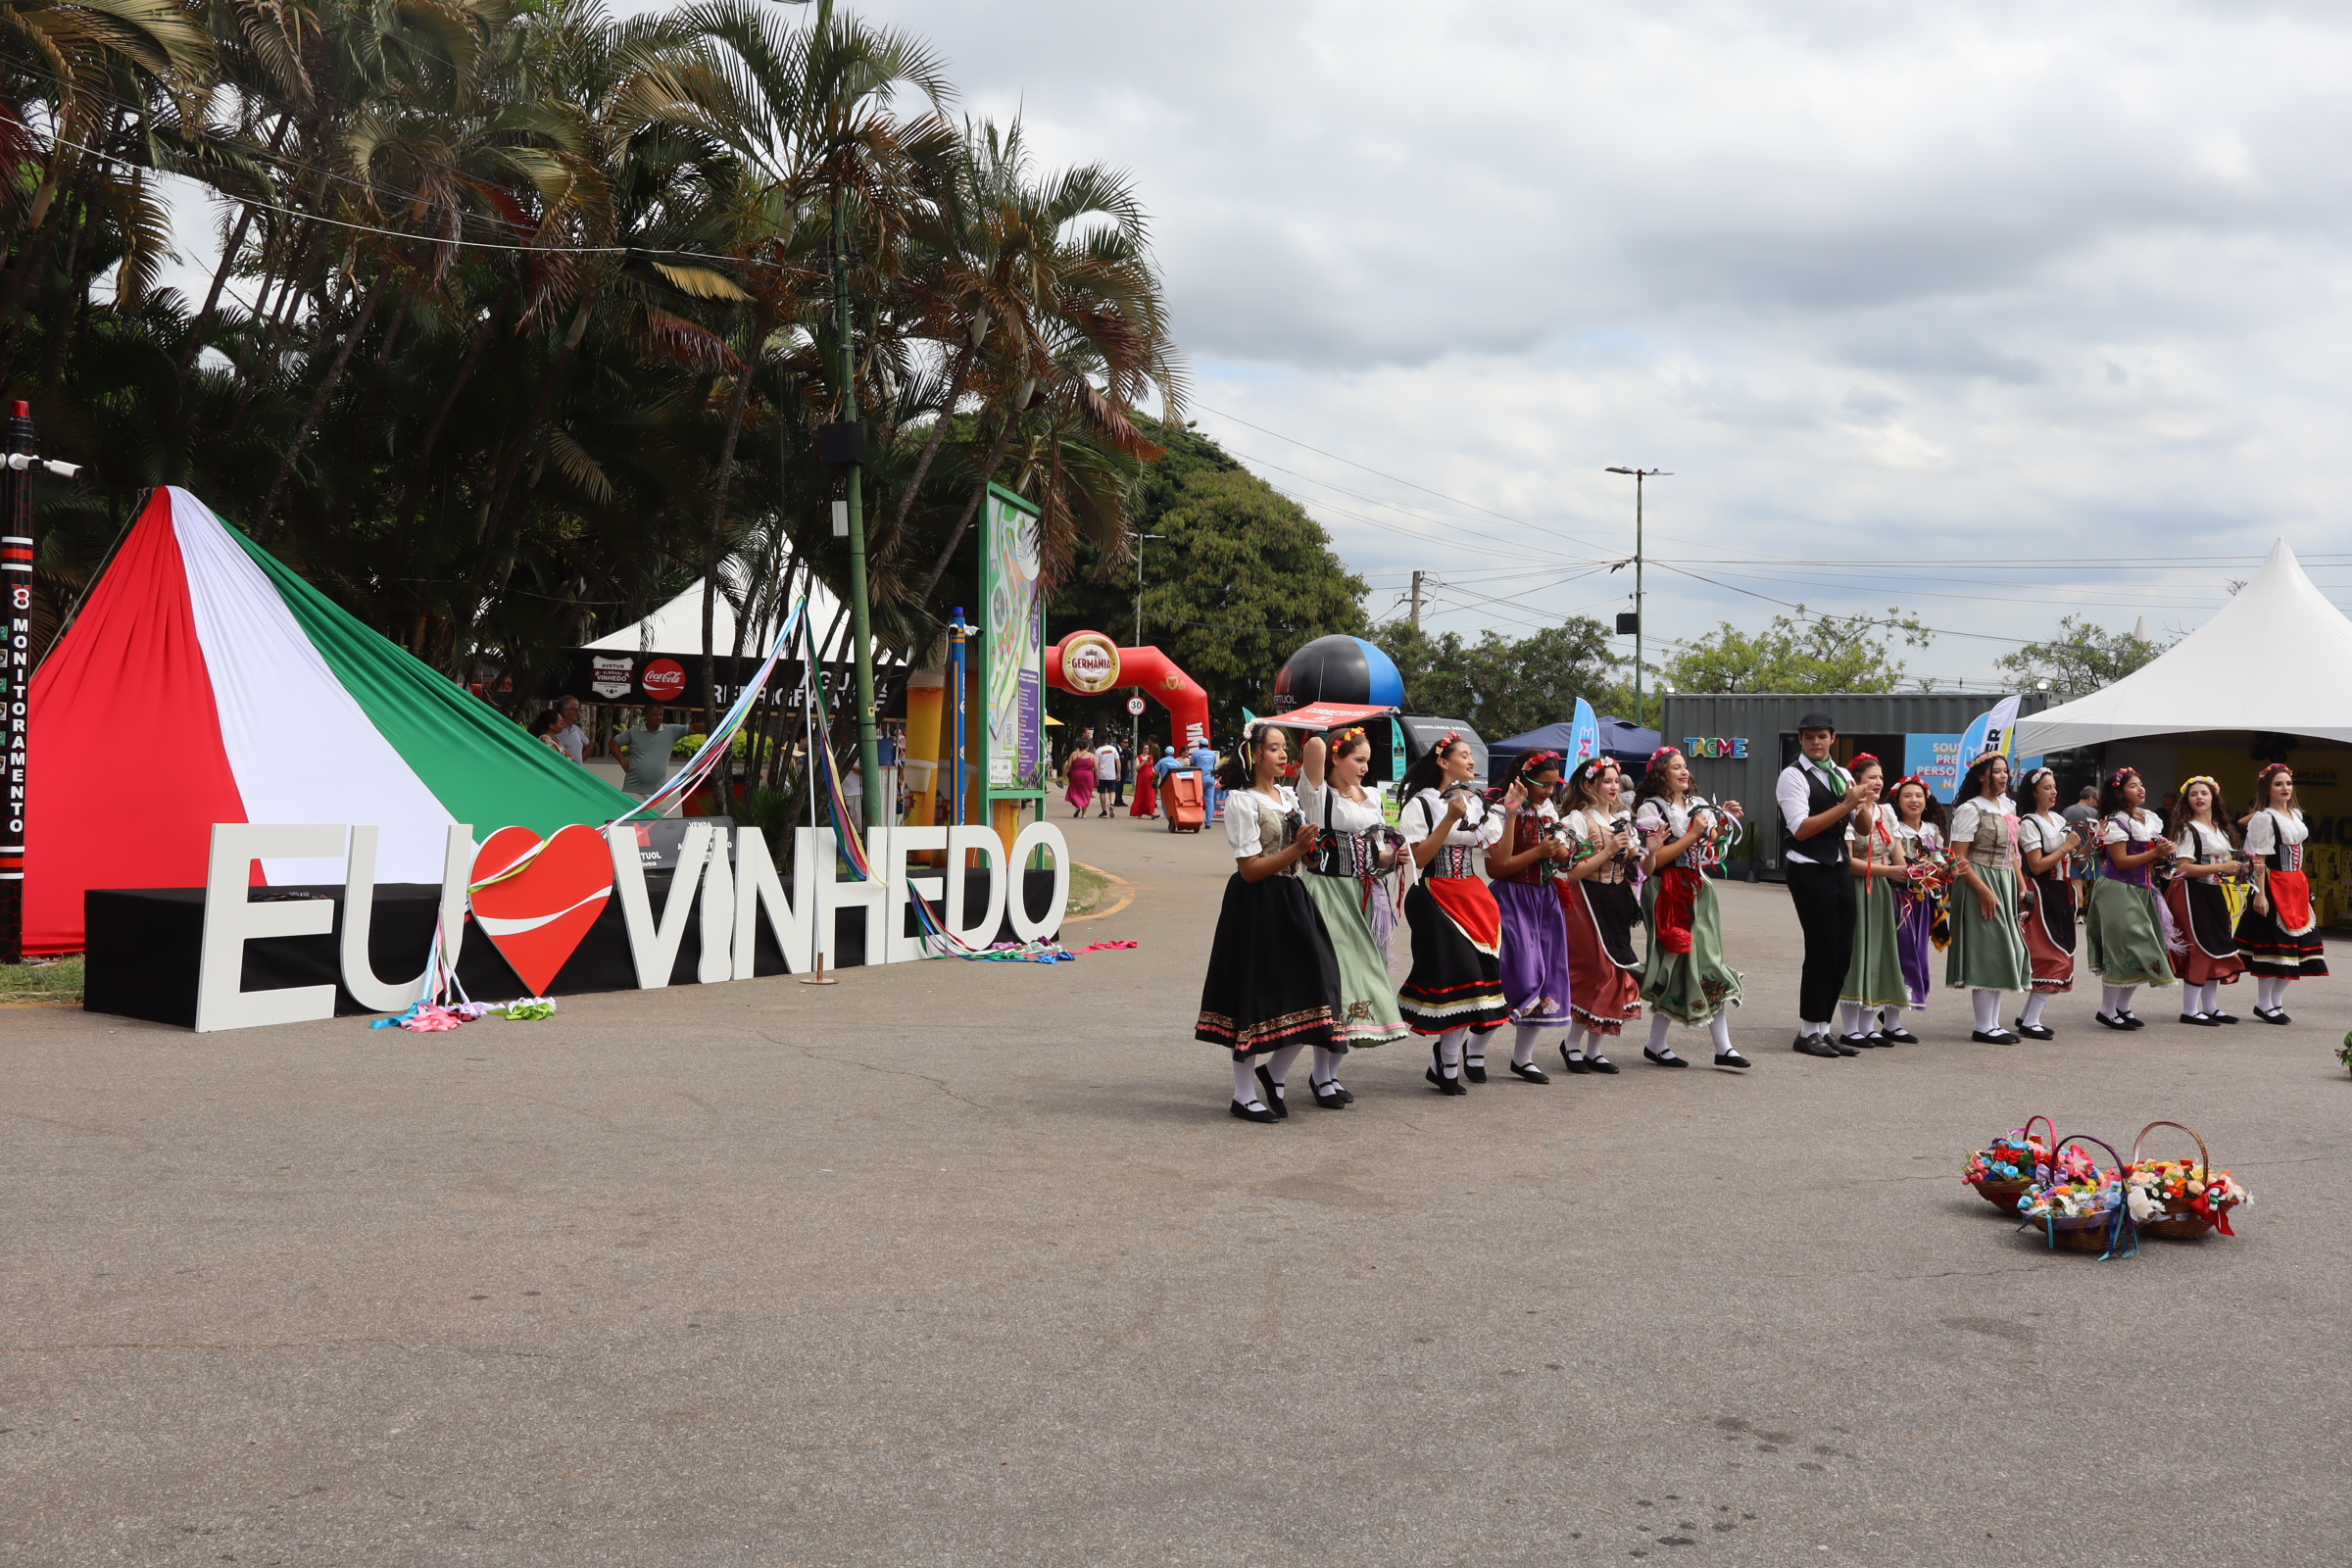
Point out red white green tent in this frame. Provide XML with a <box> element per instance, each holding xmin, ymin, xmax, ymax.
<box><xmin>25</xmin><ymin>486</ymin><xmax>634</xmax><ymax>955</ymax></box>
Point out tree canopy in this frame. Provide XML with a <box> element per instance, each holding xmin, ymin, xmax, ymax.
<box><xmin>1661</xmin><ymin>607</ymin><xmax>1931</xmax><ymax>696</ymax></box>
<box><xmin>1370</xmin><ymin>620</ymin><xmax>1621</xmax><ymax>741</ymax></box>
<box><xmin>1992</xmin><ymin>614</ymin><xmax>2170</xmax><ymax>700</ymax></box>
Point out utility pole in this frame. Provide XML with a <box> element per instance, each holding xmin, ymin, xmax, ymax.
<box><xmin>1409</xmin><ymin>570</ymin><xmax>1426</xmax><ymax>632</ymax></box>
<box><xmin>827</xmin><ymin>210</ymin><xmax>882</xmax><ymax>823</ymax></box>
<box><xmin>1604</xmin><ymin>466</ymin><xmax>1669</xmax><ymax>730</ymax></box>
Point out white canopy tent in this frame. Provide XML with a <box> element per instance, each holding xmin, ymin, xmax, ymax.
<box><xmin>2014</xmin><ymin>540</ymin><xmax>2352</xmax><ymax>753</ymax></box>
<box><xmin>582</xmin><ymin>569</ymin><xmax>851</xmax><ymax>661</ymax></box>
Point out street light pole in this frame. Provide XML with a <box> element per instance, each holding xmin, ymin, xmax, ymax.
<box><xmin>1604</xmin><ymin>466</ymin><xmax>1671</xmax><ymax>730</ymax></box>
<box><xmin>1131</xmin><ymin>532</ymin><xmax>1164</xmax><ymax>754</ymax></box>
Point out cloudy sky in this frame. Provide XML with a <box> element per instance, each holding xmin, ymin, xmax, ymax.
<box><xmin>852</xmin><ymin>0</ymin><xmax>2352</xmax><ymax>687</ymax></box>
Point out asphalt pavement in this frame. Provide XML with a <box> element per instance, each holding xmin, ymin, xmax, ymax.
<box><xmin>5</xmin><ymin>803</ymin><xmax>2348</xmax><ymax>1566</ymax></box>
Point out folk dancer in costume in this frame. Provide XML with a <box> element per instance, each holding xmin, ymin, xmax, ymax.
<box><xmin>1836</xmin><ymin>755</ymin><xmax>1908</xmax><ymax>1049</ymax></box>
<box><xmin>1633</xmin><ymin>747</ymin><xmax>1751</xmax><ymax>1070</ymax></box>
<box><xmin>1882</xmin><ymin>777</ymin><xmax>1948</xmax><ymax>1042</ymax></box>
<box><xmin>2236</xmin><ymin>762</ymin><xmax>2328</xmax><ymax>1021</ymax></box>
<box><xmin>1555</xmin><ymin>758</ymin><xmax>1643</xmax><ymax>1074</ymax></box>
<box><xmin>1482</xmin><ymin>751</ymin><xmax>1576</xmax><ymax>1085</ymax></box>
<box><xmin>2082</xmin><ymin>766</ymin><xmax>2178</xmax><ymax>1029</ymax></box>
<box><xmin>1295</xmin><ymin>728</ymin><xmax>1411</xmax><ymax>1106</ymax></box>
<box><xmin>1777</xmin><ymin>711</ymin><xmax>1868</xmax><ymax>1057</ymax></box>
<box><xmin>2164</xmin><ymin>775</ymin><xmax>2247</xmax><ymax>1026</ymax></box>
<box><xmin>1194</xmin><ymin>727</ymin><xmax>1345</xmax><ymax>1123</ymax></box>
<box><xmin>2012</xmin><ymin>765</ymin><xmax>2088</xmax><ymax>1041</ymax></box>
<box><xmin>1396</xmin><ymin>734</ymin><xmax>1511</xmax><ymax>1094</ymax></box>
<box><xmin>1945</xmin><ymin>752</ymin><xmax>2033</xmax><ymax>1044</ymax></box>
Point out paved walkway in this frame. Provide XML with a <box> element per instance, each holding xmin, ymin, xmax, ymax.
<box><xmin>5</xmin><ymin>811</ymin><xmax>2346</xmax><ymax>1565</ymax></box>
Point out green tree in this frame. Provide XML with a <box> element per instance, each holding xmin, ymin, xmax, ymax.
<box><xmin>1661</xmin><ymin>606</ymin><xmax>1930</xmax><ymax>695</ymax></box>
<box><xmin>1371</xmin><ymin>621</ymin><xmax>1620</xmax><ymax>741</ymax></box>
<box><xmin>1993</xmin><ymin>614</ymin><xmax>2169</xmax><ymax>699</ymax></box>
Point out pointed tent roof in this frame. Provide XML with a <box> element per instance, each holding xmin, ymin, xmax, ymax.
<box><xmin>582</xmin><ymin>569</ymin><xmax>850</xmax><ymax>659</ymax></box>
<box><xmin>2013</xmin><ymin>539</ymin><xmax>2352</xmax><ymax>753</ymax></box>
<box><xmin>26</xmin><ymin>487</ymin><xmax>635</xmax><ymax>955</ymax></box>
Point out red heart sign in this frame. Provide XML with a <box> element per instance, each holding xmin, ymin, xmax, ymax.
<box><xmin>468</xmin><ymin>824</ymin><xmax>615</xmax><ymax>995</ymax></box>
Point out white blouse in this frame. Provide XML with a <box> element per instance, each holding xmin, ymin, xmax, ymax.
<box><xmin>1399</xmin><ymin>787</ymin><xmax>1504</xmax><ymax>848</ymax></box>
<box><xmin>2244</xmin><ymin>808</ymin><xmax>2309</xmax><ymax>857</ymax></box>
<box><xmin>1890</xmin><ymin>819</ymin><xmax>1944</xmax><ymax>858</ymax></box>
<box><xmin>1225</xmin><ymin>784</ymin><xmax>1299</xmax><ymax>860</ymax></box>
<box><xmin>2017</xmin><ymin>810</ymin><xmax>2071</xmax><ymax>857</ymax></box>
<box><xmin>2175</xmin><ymin>820</ymin><xmax>2235</xmax><ymax>862</ymax></box>
<box><xmin>1948</xmin><ymin>794</ymin><xmax>2017</xmax><ymax>847</ymax></box>
<box><xmin>1297</xmin><ymin>775</ymin><xmax>1389</xmax><ymax>835</ymax></box>
<box><xmin>2099</xmin><ymin>807</ymin><xmax>2166</xmax><ymax>847</ymax></box>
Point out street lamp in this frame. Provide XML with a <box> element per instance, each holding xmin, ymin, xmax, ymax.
<box><xmin>1604</xmin><ymin>466</ymin><xmax>1671</xmax><ymax>730</ymax></box>
<box><xmin>1132</xmin><ymin>532</ymin><xmax>1165</xmax><ymax>752</ymax></box>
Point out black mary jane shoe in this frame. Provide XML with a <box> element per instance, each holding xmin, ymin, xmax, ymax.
<box><xmin>1791</xmin><ymin>1035</ymin><xmax>1841</xmax><ymax>1058</ymax></box>
<box><xmin>1643</xmin><ymin>1046</ymin><xmax>1690</xmax><ymax>1068</ymax></box>
<box><xmin>1841</xmin><ymin>1033</ymin><xmax>1882</xmax><ymax>1052</ymax></box>
<box><xmin>2119</xmin><ymin>1011</ymin><xmax>2147</xmax><ymax>1030</ymax></box>
<box><xmin>2209</xmin><ymin>1010</ymin><xmax>2240</xmax><ymax>1025</ymax></box>
<box><xmin>1714</xmin><ymin>1048</ymin><xmax>1751</xmax><ymax>1070</ymax></box>
<box><xmin>1230</xmin><ymin>1099</ymin><xmax>1279</xmax><ymax>1123</ymax></box>
<box><xmin>1879</xmin><ymin>1024</ymin><xmax>1920</xmax><ymax>1045</ymax></box>
<box><xmin>1560</xmin><ymin>1045</ymin><xmax>1592</xmax><ymax>1075</ymax></box>
<box><xmin>1507</xmin><ymin>1060</ymin><xmax>1550</xmax><ymax>1085</ymax></box>
<box><xmin>1586</xmin><ymin>1052</ymin><xmax>1621</xmax><ymax>1075</ymax></box>
<box><xmin>2253</xmin><ymin>1004</ymin><xmax>2291</xmax><ymax>1025</ymax></box>
<box><xmin>1309</xmin><ymin>1078</ymin><xmax>1348</xmax><ymax>1110</ymax></box>
<box><xmin>1424</xmin><ymin>1064</ymin><xmax>1468</xmax><ymax>1096</ymax></box>
<box><xmin>2015</xmin><ymin>1019</ymin><xmax>2055</xmax><ymax>1041</ymax></box>
<box><xmin>1970</xmin><ymin>1028</ymin><xmax>2022</xmax><ymax>1045</ymax></box>
<box><xmin>2179</xmin><ymin>1011</ymin><xmax>2220</xmax><ymax>1028</ymax></box>
<box><xmin>1253</xmin><ymin>1066</ymin><xmax>1290</xmax><ymax>1120</ymax></box>
<box><xmin>1462</xmin><ymin>1058</ymin><xmax>1489</xmax><ymax>1084</ymax></box>
<box><xmin>2094</xmin><ymin>1011</ymin><xmax>2132</xmax><ymax>1031</ymax></box>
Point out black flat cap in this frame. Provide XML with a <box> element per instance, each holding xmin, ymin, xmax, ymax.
<box><xmin>1796</xmin><ymin>710</ymin><xmax>1837</xmax><ymax>732</ymax></box>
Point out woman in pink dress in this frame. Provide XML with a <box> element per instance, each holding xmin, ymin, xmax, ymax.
<box><xmin>1063</xmin><ymin>748</ymin><xmax>1097</xmax><ymax>816</ymax></box>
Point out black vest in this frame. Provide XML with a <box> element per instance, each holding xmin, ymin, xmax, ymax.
<box><xmin>1788</xmin><ymin>761</ymin><xmax>1844</xmax><ymax>856</ymax></box>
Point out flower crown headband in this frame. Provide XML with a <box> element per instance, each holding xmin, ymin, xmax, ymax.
<box><xmin>1648</xmin><ymin>745</ymin><xmax>1683</xmax><ymax>763</ymax></box>
<box><xmin>1847</xmin><ymin>752</ymin><xmax>1883</xmax><ymax>772</ymax></box>
<box><xmin>1519</xmin><ymin>749</ymin><xmax>1565</xmax><ymax>775</ymax></box>
<box><xmin>2256</xmin><ymin>761</ymin><xmax>2293</xmax><ymax>786</ymax></box>
<box><xmin>2180</xmin><ymin>773</ymin><xmax>2220</xmax><ymax>796</ymax></box>
<box><xmin>2109</xmin><ymin>766</ymin><xmax>2140</xmax><ymax>788</ymax></box>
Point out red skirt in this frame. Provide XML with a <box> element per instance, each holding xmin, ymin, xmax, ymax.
<box><xmin>1559</xmin><ymin>878</ymin><xmax>1642</xmax><ymax>1036</ymax></box>
<box><xmin>2163</xmin><ymin>877</ymin><xmax>2245</xmax><ymax>987</ymax></box>
<box><xmin>2021</xmin><ymin>874</ymin><xmax>2076</xmax><ymax>993</ymax></box>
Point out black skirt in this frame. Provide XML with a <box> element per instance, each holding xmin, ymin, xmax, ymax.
<box><xmin>1195</xmin><ymin>873</ymin><xmax>1344</xmax><ymax>1059</ymax></box>
<box><xmin>1397</xmin><ymin>881</ymin><xmax>1511</xmax><ymax>1037</ymax></box>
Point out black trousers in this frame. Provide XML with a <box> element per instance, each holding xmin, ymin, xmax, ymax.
<box><xmin>1786</xmin><ymin>859</ymin><xmax>1857</xmax><ymax>1023</ymax></box>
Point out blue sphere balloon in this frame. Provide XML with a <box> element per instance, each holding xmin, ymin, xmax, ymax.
<box><xmin>1274</xmin><ymin>635</ymin><xmax>1405</xmax><ymax>710</ymax></box>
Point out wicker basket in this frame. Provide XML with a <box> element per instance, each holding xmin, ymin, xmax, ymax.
<box><xmin>1969</xmin><ymin>1115</ymin><xmax>2055</xmax><ymax>1209</ymax></box>
<box><xmin>2023</xmin><ymin>1134</ymin><xmax>2136</xmax><ymax>1258</ymax></box>
<box><xmin>2130</xmin><ymin>1120</ymin><xmax>2239</xmax><ymax>1241</ymax></box>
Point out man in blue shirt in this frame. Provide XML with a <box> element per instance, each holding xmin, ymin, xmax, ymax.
<box><xmin>1190</xmin><ymin>737</ymin><xmax>1219</xmax><ymax>820</ymax></box>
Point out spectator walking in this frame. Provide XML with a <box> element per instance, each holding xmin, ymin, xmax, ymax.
<box><xmin>1096</xmin><ymin>739</ymin><xmax>1123</xmax><ymax>814</ymax></box>
<box><xmin>530</xmin><ymin>710</ymin><xmax>568</xmax><ymax>755</ymax></box>
<box><xmin>550</xmin><ymin>696</ymin><xmax>588</xmax><ymax>763</ymax></box>
<box><xmin>1191</xmin><ymin>736</ymin><xmax>1220</xmax><ymax>820</ymax></box>
<box><xmin>615</xmin><ymin>705</ymin><xmax>692</xmax><ymax>802</ymax></box>
<box><xmin>1130</xmin><ymin>744</ymin><xmax>1160</xmax><ymax>817</ymax></box>
<box><xmin>1064</xmin><ymin>745</ymin><xmax>1098</xmax><ymax>816</ymax></box>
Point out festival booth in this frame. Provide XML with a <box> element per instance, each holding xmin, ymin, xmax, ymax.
<box><xmin>2014</xmin><ymin>539</ymin><xmax>2352</xmax><ymax>925</ymax></box>
<box><xmin>36</xmin><ymin>487</ymin><xmax>1073</xmax><ymax>1031</ymax></box>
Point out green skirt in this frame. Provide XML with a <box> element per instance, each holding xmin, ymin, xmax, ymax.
<box><xmin>1300</xmin><ymin>871</ymin><xmax>1410</xmax><ymax>1047</ymax></box>
<box><xmin>1841</xmin><ymin>873</ymin><xmax>1909</xmax><ymax>1008</ymax></box>
<box><xmin>1641</xmin><ymin>874</ymin><xmax>1742</xmax><ymax>1025</ymax></box>
<box><xmin>2084</xmin><ymin>877</ymin><xmax>2178</xmax><ymax>987</ymax></box>
<box><xmin>1945</xmin><ymin>866</ymin><xmax>2033</xmax><ymax>991</ymax></box>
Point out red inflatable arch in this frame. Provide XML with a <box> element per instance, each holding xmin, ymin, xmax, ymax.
<box><xmin>1045</xmin><ymin>630</ymin><xmax>1212</xmax><ymax>751</ymax></box>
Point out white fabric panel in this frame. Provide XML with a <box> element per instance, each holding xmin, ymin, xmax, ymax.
<box><xmin>169</xmin><ymin>488</ymin><xmax>456</xmax><ymax>884</ymax></box>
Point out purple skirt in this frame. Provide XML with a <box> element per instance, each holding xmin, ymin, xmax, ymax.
<box><xmin>1491</xmin><ymin>879</ymin><xmax>1574</xmax><ymax>1028</ymax></box>
<box><xmin>1894</xmin><ymin>889</ymin><xmax>1936</xmax><ymax>1008</ymax></box>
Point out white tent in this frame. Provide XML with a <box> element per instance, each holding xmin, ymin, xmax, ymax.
<box><xmin>582</xmin><ymin>569</ymin><xmax>848</xmax><ymax>660</ymax></box>
<box><xmin>2014</xmin><ymin>540</ymin><xmax>2352</xmax><ymax>753</ymax></box>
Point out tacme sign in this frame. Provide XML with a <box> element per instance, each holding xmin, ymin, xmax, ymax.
<box><xmin>189</xmin><ymin>819</ymin><xmax>1071</xmax><ymax>1033</ymax></box>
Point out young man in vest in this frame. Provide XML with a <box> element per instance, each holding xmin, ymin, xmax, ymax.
<box><xmin>1777</xmin><ymin>710</ymin><xmax>1869</xmax><ymax>1057</ymax></box>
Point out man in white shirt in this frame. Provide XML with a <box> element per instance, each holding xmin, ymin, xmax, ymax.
<box><xmin>1095</xmin><ymin>740</ymin><xmax>1122</xmax><ymax>815</ymax></box>
<box><xmin>551</xmin><ymin>695</ymin><xmax>587</xmax><ymax>763</ymax></box>
<box><xmin>1777</xmin><ymin>710</ymin><xmax>1870</xmax><ymax>1058</ymax></box>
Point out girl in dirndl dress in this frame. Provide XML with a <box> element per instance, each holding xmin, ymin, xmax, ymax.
<box><xmin>1837</xmin><ymin>755</ymin><xmax>1909</xmax><ymax>1047</ymax></box>
<box><xmin>1194</xmin><ymin>727</ymin><xmax>1345</xmax><ymax>1123</ymax></box>
<box><xmin>1881</xmin><ymin>777</ymin><xmax>1947</xmax><ymax>1043</ymax></box>
<box><xmin>1556</xmin><ymin>758</ymin><xmax>1642</xmax><ymax>1075</ymax></box>
<box><xmin>1396</xmin><ymin>734</ymin><xmax>1510</xmax><ymax>1095</ymax></box>
<box><xmin>1633</xmin><ymin>747</ymin><xmax>1750</xmax><ymax>1070</ymax></box>
<box><xmin>1295</xmin><ymin>728</ymin><xmax>1411</xmax><ymax>1107</ymax></box>
<box><xmin>2237</xmin><ymin>762</ymin><xmax>2328</xmax><ymax>1022</ymax></box>
<box><xmin>2164</xmin><ymin>775</ymin><xmax>2246</xmax><ymax>1026</ymax></box>
<box><xmin>1484</xmin><ymin>750</ymin><xmax>1576</xmax><ymax>1085</ymax></box>
<box><xmin>1946</xmin><ymin>752</ymin><xmax>2032</xmax><ymax>1044</ymax></box>
<box><xmin>2083</xmin><ymin>766</ymin><xmax>2178</xmax><ymax>1028</ymax></box>
<box><xmin>2012</xmin><ymin>765</ymin><xmax>2086</xmax><ymax>1041</ymax></box>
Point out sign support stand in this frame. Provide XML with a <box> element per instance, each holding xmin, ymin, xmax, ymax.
<box><xmin>2</xmin><ymin>401</ymin><xmax>36</xmax><ymax>961</ymax></box>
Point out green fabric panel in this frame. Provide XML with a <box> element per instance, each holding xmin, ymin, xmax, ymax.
<box><xmin>229</xmin><ymin>529</ymin><xmax>640</xmax><ymax>833</ymax></box>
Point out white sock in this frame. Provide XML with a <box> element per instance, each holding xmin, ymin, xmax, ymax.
<box><xmin>1708</xmin><ymin>1012</ymin><xmax>1734</xmax><ymax>1054</ymax></box>
<box><xmin>2194</xmin><ymin>981</ymin><xmax>2217</xmax><ymax>1016</ymax></box>
<box><xmin>1563</xmin><ymin>1026</ymin><xmax>1587</xmax><ymax>1061</ymax></box>
<box><xmin>1838</xmin><ymin>1001</ymin><xmax>1865</xmax><ymax>1037</ymax></box>
<box><xmin>2101</xmin><ymin>984</ymin><xmax>2124</xmax><ymax>1017</ymax></box>
<box><xmin>1311</xmin><ymin>1044</ymin><xmax>1346</xmax><ymax>1088</ymax></box>
<box><xmin>1646</xmin><ymin>1013</ymin><xmax>1679</xmax><ymax>1058</ymax></box>
<box><xmin>1879</xmin><ymin>1005</ymin><xmax>1902</xmax><ymax>1031</ymax></box>
<box><xmin>2261</xmin><ymin>976</ymin><xmax>2286</xmax><ymax>1009</ymax></box>
<box><xmin>1799</xmin><ymin>1017</ymin><xmax>1829</xmax><ymax>1040</ymax></box>
<box><xmin>1264</xmin><ymin>1043</ymin><xmax>1305</xmax><ymax>1094</ymax></box>
<box><xmin>2021</xmin><ymin>991</ymin><xmax>2050</xmax><ymax>1027</ymax></box>
<box><xmin>2115</xmin><ymin>984</ymin><xmax>2138</xmax><ymax>1016</ymax></box>
<box><xmin>1513</xmin><ymin>1024</ymin><xmax>1543</xmax><ymax>1068</ymax></box>
<box><xmin>1233</xmin><ymin>1061</ymin><xmax>1264</xmax><ymax>1106</ymax></box>
<box><xmin>1438</xmin><ymin>1028</ymin><xmax>1466</xmax><ymax>1074</ymax></box>
<box><xmin>1971</xmin><ymin>989</ymin><xmax>2000</xmax><ymax>1033</ymax></box>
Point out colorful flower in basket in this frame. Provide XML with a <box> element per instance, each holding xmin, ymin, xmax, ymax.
<box><xmin>1962</xmin><ymin>1130</ymin><xmax>2088</xmax><ymax>1187</ymax></box>
<box><xmin>2124</xmin><ymin>1159</ymin><xmax>2251</xmax><ymax>1234</ymax></box>
<box><xmin>2017</xmin><ymin>1171</ymin><xmax>2123</xmax><ymax>1222</ymax></box>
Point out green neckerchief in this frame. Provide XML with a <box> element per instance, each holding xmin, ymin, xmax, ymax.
<box><xmin>1801</xmin><ymin>754</ymin><xmax>1849</xmax><ymax>800</ymax></box>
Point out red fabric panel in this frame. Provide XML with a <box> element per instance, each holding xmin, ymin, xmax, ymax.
<box><xmin>1424</xmin><ymin>875</ymin><xmax>1502</xmax><ymax>955</ymax></box>
<box><xmin>25</xmin><ymin>490</ymin><xmax>247</xmax><ymax>953</ymax></box>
